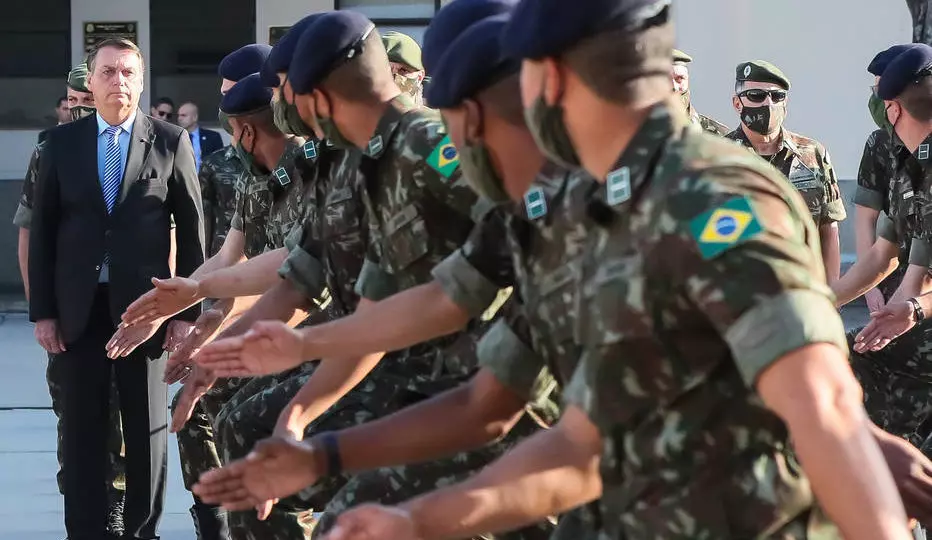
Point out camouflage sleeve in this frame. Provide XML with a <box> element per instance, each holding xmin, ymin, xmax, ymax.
<box><xmin>818</xmin><ymin>147</ymin><xmax>846</xmax><ymax>224</ymax></box>
<box><xmin>13</xmin><ymin>143</ymin><xmax>43</xmax><ymax>229</ymax></box>
<box><xmin>876</xmin><ymin>213</ymin><xmax>899</xmax><ymax>244</ymax></box>
<box><xmin>230</xmin><ymin>174</ymin><xmax>246</xmax><ymax>232</ymax></box>
<box><xmin>477</xmin><ymin>311</ymin><xmax>549</xmax><ymax>402</ymax></box>
<box><xmin>415</xmin><ymin>127</ymin><xmax>488</xmax><ymax>222</ymax></box>
<box><xmin>854</xmin><ymin>133</ymin><xmax>885</xmax><ymax>211</ymax></box>
<box><xmin>908</xmin><ymin>237</ymin><xmax>932</xmax><ymax>267</ymax></box>
<box><xmin>354</xmin><ymin>258</ymin><xmax>400</xmax><ymax>301</ymax></box>
<box><xmin>278</xmin><ymin>223</ymin><xmax>329</xmax><ymax>304</ymax></box>
<box><xmin>431</xmin><ymin>206</ymin><xmax>515</xmax><ymax>318</ymax></box>
<box><xmin>199</xmin><ymin>159</ymin><xmax>216</xmax><ymax>252</ymax></box>
<box><xmin>674</xmin><ymin>169</ymin><xmax>848</xmax><ymax>387</ymax></box>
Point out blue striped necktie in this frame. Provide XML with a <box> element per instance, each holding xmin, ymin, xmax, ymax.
<box><xmin>102</xmin><ymin>125</ymin><xmax>122</xmax><ymax>213</ymax></box>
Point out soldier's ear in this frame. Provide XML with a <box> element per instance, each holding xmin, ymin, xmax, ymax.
<box><xmin>462</xmin><ymin>99</ymin><xmax>484</xmax><ymax>143</ymax></box>
<box><xmin>540</xmin><ymin>57</ymin><xmax>564</xmax><ymax>106</ymax></box>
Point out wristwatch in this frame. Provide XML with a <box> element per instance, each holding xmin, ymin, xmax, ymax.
<box><xmin>907</xmin><ymin>297</ymin><xmax>925</xmax><ymax>322</ymax></box>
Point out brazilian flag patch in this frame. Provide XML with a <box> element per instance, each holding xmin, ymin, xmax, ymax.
<box><xmin>688</xmin><ymin>196</ymin><xmax>762</xmax><ymax>260</ymax></box>
<box><xmin>426</xmin><ymin>135</ymin><xmax>460</xmax><ymax>178</ymax></box>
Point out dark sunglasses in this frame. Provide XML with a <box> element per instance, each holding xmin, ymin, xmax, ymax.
<box><xmin>156</xmin><ymin>110</ymin><xmax>174</xmax><ymax>119</ymax></box>
<box><xmin>738</xmin><ymin>89</ymin><xmax>788</xmax><ymax>104</ymax></box>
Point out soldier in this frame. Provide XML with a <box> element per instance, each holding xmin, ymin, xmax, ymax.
<box><xmin>856</xmin><ymin>44</ymin><xmax>917</xmax><ymax>313</ymax></box>
<box><xmin>725</xmin><ymin>60</ymin><xmax>846</xmax><ymax>283</ymax></box>
<box><xmin>382</xmin><ymin>30</ymin><xmax>426</xmax><ymax>105</ymax></box>
<box><xmin>194</xmin><ymin>9</ymin><xmax>553</xmax><ymax>539</ymax></box>
<box><xmin>835</xmin><ymin>44</ymin><xmax>932</xmax><ymax>452</ymax></box>
<box><xmin>272</xmin><ymin>0</ymin><xmax>906</xmax><ymax>537</ymax></box>
<box><xmin>671</xmin><ymin>48</ymin><xmax>729</xmax><ymax>135</ymax></box>
<box><xmin>13</xmin><ymin>61</ymin><xmax>126</xmax><ymax>538</ymax></box>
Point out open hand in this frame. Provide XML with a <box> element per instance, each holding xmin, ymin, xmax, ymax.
<box><xmin>194</xmin><ymin>321</ymin><xmax>305</xmax><ymax>378</ymax></box>
<box><xmin>106</xmin><ymin>319</ymin><xmax>162</xmax><ymax>359</ymax></box>
<box><xmin>854</xmin><ymin>301</ymin><xmax>916</xmax><ymax>353</ymax></box>
<box><xmin>170</xmin><ymin>365</ymin><xmax>217</xmax><ymax>433</ymax></box>
<box><xmin>324</xmin><ymin>505</ymin><xmax>420</xmax><ymax>540</ymax></box>
<box><xmin>164</xmin><ymin>308</ymin><xmax>226</xmax><ymax>384</ymax></box>
<box><xmin>35</xmin><ymin>319</ymin><xmax>66</xmax><ymax>354</ymax></box>
<box><xmin>872</xmin><ymin>427</ymin><xmax>932</xmax><ymax>524</ymax></box>
<box><xmin>121</xmin><ymin>276</ymin><xmax>202</xmax><ymax>326</ymax></box>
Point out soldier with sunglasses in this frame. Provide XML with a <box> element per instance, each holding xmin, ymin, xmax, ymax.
<box><xmin>726</xmin><ymin>60</ymin><xmax>846</xmax><ymax>283</ymax></box>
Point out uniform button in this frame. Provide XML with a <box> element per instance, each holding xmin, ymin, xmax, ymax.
<box><xmin>95</xmin><ymin>265</ymin><xmax>101</xmax><ymax>271</ymax></box>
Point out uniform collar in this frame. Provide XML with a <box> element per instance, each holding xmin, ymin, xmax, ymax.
<box><xmin>912</xmin><ymin>132</ymin><xmax>932</xmax><ymax>163</ymax></box>
<box><xmin>364</xmin><ymin>93</ymin><xmax>417</xmax><ymax>158</ymax></box>
<box><xmin>589</xmin><ymin>97</ymin><xmax>686</xmax><ymax>214</ymax></box>
<box><xmin>728</xmin><ymin>125</ymin><xmax>798</xmax><ymax>158</ymax></box>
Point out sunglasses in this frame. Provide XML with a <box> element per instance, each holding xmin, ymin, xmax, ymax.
<box><xmin>738</xmin><ymin>89</ymin><xmax>787</xmax><ymax>104</ymax></box>
<box><xmin>156</xmin><ymin>110</ymin><xmax>174</xmax><ymax>119</ymax></box>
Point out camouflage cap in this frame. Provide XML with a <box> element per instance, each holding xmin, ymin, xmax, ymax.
<box><xmin>67</xmin><ymin>63</ymin><xmax>90</xmax><ymax>93</ymax></box>
<box><xmin>672</xmin><ymin>49</ymin><xmax>692</xmax><ymax>65</ymax></box>
<box><xmin>735</xmin><ymin>60</ymin><xmax>790</xmax><ymax>90</ymax></box>
<box><xmin>382</xmin><ymin>31</ymin><xmax>424</xmax><ymax>71</ymax></box>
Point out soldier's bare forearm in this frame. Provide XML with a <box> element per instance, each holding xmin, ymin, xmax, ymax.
<box><xmin>400</xmin><ymin>406</ymin><xmax>602</xmax><ymax>540</ymax></box>
<box><xmin>758</xmin><ymin>343</ymin><xmax>909</xmax><ymax>540</ymax></box>
<box><xmin>216</xmin><ymin>280</ymin><xmax>308</xmax><ymax>340</ymax></box>
<box><xmin>854</xmin><ymin>206</ymin><xmax>881</xmax><ymax>260</ymax></box>
<box><xmin>299</xmin><ymin>282</ymin><xmax>470</xmax><ymax>360</ymax></box>
<box><xmin>833</xmin><ymin>238</ymin><xmax>899</xmax><ymax>306</ymax></box>
<box><xmin>17</xmin><ymin>228</ymin><xmax>29</xmax><ymax>301</ymax></box>
<box><xmin>307</xmin><ymin>369</ymin><xmax>526</xmax><ymax>474</ymax></box>
<box><xmin>199</xmin><ymin>247</ymin><xmax>288</xmax><ymax>299</ymax></box>
<box><xmin>820</xmin><ymin>222</ymin><xmax>841</xmax><ymax>286</ymax></box>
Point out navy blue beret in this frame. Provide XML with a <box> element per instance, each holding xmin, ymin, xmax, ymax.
<box><xmin>219</xmin><ymin>44</ymin><xmax>273</xmax><ymax>82</ymax></box>
<box><xmin>289</xmin><ymin>11</ymin><xmax>376</xmax><ymax>95</ymax></box>
<box><xmin>501</xmin><ymin>0</ymin><xmax>669</xmax><ymax>60</ymax></box>
<box><xmin>263</xmin><ymin>13</ymin><xmax>327</xmax><ymax>87</ymax></box>
<box><xmin>868</xmin><ymin>44</ymin><xmax>917</xmax><ymax>77</ymax></box>
<box><xmin>220</xmin><ymin>73</ymin><xmax>272</xmax><ymax>115</ymax></box>
<box><xmin>878</xmin><ymin>43</ymin><xmax>932</xmax><ymax>100</ymax></box>
<box><xmin>425</xmin><ymin>12</ymin><xmax>519</xmax><ymax>108</ymax></box>
<box><xmin>422</xmin><ymin>0</ymin><xmax>517</xmax><ymax>74</ymax></box>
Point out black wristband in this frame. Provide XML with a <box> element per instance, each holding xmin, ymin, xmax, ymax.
<box><xmin>909</xmin><ymin>297</ymin><xmax>925</xmax><ymax>322</ymax></box>
<box><xmin>320</xmin><ymin>432</ymin><xmax>343</xmax><ymax>476</ymax></box>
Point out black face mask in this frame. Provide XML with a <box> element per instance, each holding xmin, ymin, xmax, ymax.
<box><xmin>740</xmin><ymin>104</ymin><xmax>785</xmax><ymax>136</ymax></box>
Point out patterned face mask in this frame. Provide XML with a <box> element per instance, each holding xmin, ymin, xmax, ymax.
<box><xmin>71</xmin><ymin>105</ymin><xmax>96</xmax><ymax>122</ymax></box>
<box><xmin>524</xmin><ymin>91</ymin><xmax>580</xmax><ymax>169</ymax></box>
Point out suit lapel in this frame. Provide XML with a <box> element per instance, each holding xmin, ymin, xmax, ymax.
<box><xmin>118</xmin><ymin>110</ymin><xmax>154</xmax><ymax>206</ymax></box>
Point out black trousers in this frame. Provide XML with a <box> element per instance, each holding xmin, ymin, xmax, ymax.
<box><xmin>60</xmin><ymin>285</ymin><xmax>167</xmax><ymax>540</ymax></box>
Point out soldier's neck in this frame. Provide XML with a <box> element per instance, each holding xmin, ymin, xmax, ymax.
<box><xmin>342</xmin><ymin>87</ymin><xmax>402</xmax><ymax>150</ymax></box>
<box><xmin>254</xmin><ymin>134</ymin><xmax>287</xmax><ymax>171</ymax></box>
<box><xmin>495</xmin><ymin>128</ymin><xmax>546</xmax><ymax>196</ymax></box>
<box><xmin>895</xmin><ymin>121</ymin><xmax>932</xmax><ymax>155</ymax></box>
<box><xmin>742</xmin><ymin>125</ymin><xmax>782</xmax><ymax>155</ymax></box>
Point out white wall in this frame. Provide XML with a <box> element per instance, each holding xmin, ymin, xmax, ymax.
<box><xmin>256</xmin><ymin>0</ymin><xmax>334</xmax><ymax>44</ymax></box>
<box><xmin>71</xmin><ymin>0</ymin><xmax>151</xmax><ymax>112</ymax></box>
<box><xmin>674</xmin><ymin>0</ymin><xmax>913</xmax><ymax>180</ymax></box>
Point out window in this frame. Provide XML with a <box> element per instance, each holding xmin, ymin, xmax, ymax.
<box><xmin>150</xmin><ymin>0</ymin><xmax>256</xmax><ymax>127</ymax></box>
<box><xmin>0</xmin><ymin>0</ymin><xmax>71</xmax><ymax>128</ymax></box>
<box><xmin>336</xmin><ymin>0</ymin><xmax>440</xmax><ymax>25</ymax></box>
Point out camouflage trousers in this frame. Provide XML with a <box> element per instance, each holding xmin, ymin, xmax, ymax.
<box><xmin>173</xmin><ymin>376</ymin><xmax>248</xmax><ymax>490</ymax></box>
<box><xmin>47</xmin><ymin>352</ymin><xmax>125</xmax><ymax>503</ymax></box>
<box><xmin>310</xmin><ymin>409</ymin><xmax>554</xmax><ymax>540</ymax></box>
<box><xmin>215</xmin><ymin>361</ymin><xmax>399</xmax><ymax>540</ymax></box>
<box><xmin>847</xmin><ymin>328</ymin><xmax>932</xmax><ymax>454</ymax></box>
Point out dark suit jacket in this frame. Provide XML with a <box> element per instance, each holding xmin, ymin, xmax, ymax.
<box><xmin>197</xmin><ymin>128</ymin><xmax>223</xmax><ymax>158</ymax></box>
<box><xmin>28</xmin><ymin>110</ymin><xmax>205</xmax><ymax>343</ymax></box>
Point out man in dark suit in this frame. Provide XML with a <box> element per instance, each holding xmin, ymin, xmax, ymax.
<box><xmin>177</xmin><ymin>102</ymin><xmax>224</xmax><ymax>170</ymax></box>
<box><xmin>28</xmin><ymin>38</ymin><xmax>205</xmax><ymax>540</ymax></box>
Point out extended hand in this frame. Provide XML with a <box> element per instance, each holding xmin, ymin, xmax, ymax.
<box><xmin>121</xmin><ymin>276</ymin><xmax>202</xmax><ymax>326</ymax></box>
<box><xmin>864</xmin><ymin>287</ymin><xmax>886</xmax><ymax>314</ymax></box>
<box><xmin>164</xmin><ymin>308</ymin><xmax>226</xmax><ymax>384</ymax></box>
<box><xmin>106</xmin><ymin>319</ymin><xmax>162</xmax><ymax>359</ymax></box>
<box><xmin>170</xmin><ymin>365</ymin><xmax>217</xmax><ymax>433</ymax></box>
<box><xmin>34</xmin><ymin>319</ymin><xmax>66</xmax><ymax>354</ymax></box>
<box><xmin>193</xmin><ymin>435</ymin><xmax>322</xmax><ymax>510</ymax></box>
<box><xmin>194</xmin><ymin>321</ymin><xmax>305</xmax><ymax>378</ymax></box>
<box><xmin>854</xmin><ymin>301</ymin><xmax>916</xmax><ymax>353</ymax></box>
<box><xmin>324</xmin><ymin>505</ymin><xmax>421</xmax><ymax>540</ymax></box>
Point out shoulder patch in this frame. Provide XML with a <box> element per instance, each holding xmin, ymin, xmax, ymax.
<box><xmin>273</xmin><ymin>166</ymin><xmax>291</xmax><ymax>187</ymax></box>
<box><xmin>304</xmin><ymin>141</ymin><xmax>317</xmax><ymax>160</ymax></box>
<box><xmin>426</xmin><ymin>135</ymin><xmax>460</xmax><ymax>178</ymax></box>
<box><xmin>688</xmin><ymin>196</ymin><xmax>762</xmax><ymax>260</ymax></box>
<box><xmin>524</xmin><ymin>186</ymin><xmax>548</xmax><ymax>220</ymax></box>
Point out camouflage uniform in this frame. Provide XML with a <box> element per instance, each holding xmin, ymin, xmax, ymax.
<box><xmin>908</xmin><ymin>0</ymin><xmax>932</xmax><ymax>45</ymax></box>
<box><xmin>200</xmin><ymin>146</ymin><xmax>245</xmax><ymax>257</ymax></box>
<box><xmin>13</xmin><ymin>141</ymin><xmax>126</xmax><ymax>504</ymax></box>
<box><xmin>563</xmin><ymin>100</ymin><xmax>845</xmax><ymax>538</ymax></box>
<box><xmin>689</xmin><ymin>108</ymin><xmax>729</xmax><ymax>137</ymax></box>
<box><xmin>432</xmin><ymin>164</ymin><xmax>598</xmax><ymax>539</ymax></box>
<box><xmin>725</xmin><ymin>127</ymin><xmax>847</xmax><ymax>227</ymax></box>
<box><xmin>310</xmin><ymin>95</ymin><xmax>550</xmax><ymax>540</ymax></box>
<box><xmin>849</xmin><ymin>134</ymin><xmax>932</xmax><ymax>452</ymax></box>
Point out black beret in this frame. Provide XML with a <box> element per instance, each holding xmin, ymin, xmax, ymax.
<box><xmin>868</xmin><ymin>44</ymin><xmax>916</xmax><ymax>77</ymax></box>
<box><xmin>735</xmin><ymin>60</ymin><xmax>791</xmax><ymax>90</ymax></box>
<box><xmin>878</xmin><ymin>43</ymin><xmax>932</xmax><ymax>100</ymax></box>
<box><xmin>264</xmin><ymin>13</ymin><xmax>326</xmax><ymax>87</ymax></box>
<box><xmin>425</xmin><ymin>7</ymin><xmax>519</xmax><ymax>108</ymax></box>
<box><xmin>220</xmin><ymin>72</ymin><xmax>272</xmax><ymax>115</ymax></box>
<box><xmin>289</xmin><ymin>11</ymin><xmax>376</xmax><ymax>95</ymax></box>
<box><xmin>218</xmin><ymin>44</ymin><xmax>273</xmax><ymax>82</ymax></box>
<box><xmin>501</xmin><ymin>0</ymin><xmax>670</xmax><ymax>60</ymax></box>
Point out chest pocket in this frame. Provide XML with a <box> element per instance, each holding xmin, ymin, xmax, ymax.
<box><xmin>323</xmin><ymin>186</ymin><xmax>360</xmax><ymax>238</ymax></box>
<box><xmin>528</xmin><ymin>263</ymin><xmax>579</xmax><ymax>384</ymax></box>
<box><xmin>891</xmin><ymin>184</ymin><xmax>921</xmax><ymax>238</ymax></box>
<box><xmin>382</xmin><ymin>203</ymin><xmax>429</xmax><ymax>272</ymax></box>
<box><xmin>787</xmin><ymin>163</ymin><xmax>822</xmax><ymax>217</ymax></box>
